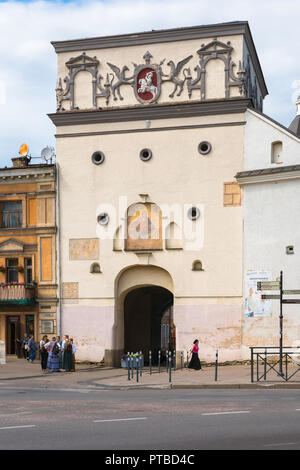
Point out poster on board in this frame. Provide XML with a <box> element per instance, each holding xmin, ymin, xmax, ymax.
<box><xmin>245</xmin><ymin>270</ymin><xmax>273</xmax><ymax>317</ymax></box>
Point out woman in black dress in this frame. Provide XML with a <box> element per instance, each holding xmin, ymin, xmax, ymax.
<box><xmin>188</xmin><ymin>339</ymin><xmax>202</xmax><ymax>370</ymax></box>
<box><xmin>40</xmin><ymin>335</ymin><xmax>49</xmax><ymax>373</ymax></box>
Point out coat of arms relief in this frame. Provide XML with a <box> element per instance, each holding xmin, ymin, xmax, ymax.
<box><xmin>56</xmin><ymin>39</ymin><xmax>260</xmax><ymax>112</ymax></box>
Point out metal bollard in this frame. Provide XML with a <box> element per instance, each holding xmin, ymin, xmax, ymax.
<box><xmin>131</xmin><ymin>352</ymin><xmax>134</xmax><ymax>379</ymax></box>
<box><xmin>215</xmin><ymin>349</ymin><xmax>218</xmax><ymax>382</ymax></box>
<box><xmin>173</xmin><ymin>350</ymin><xmax>176</xmax><ymax>371</ymax></box>
<box><xmin>149</xmin><ymin>350</ymin><xmax>152</xmax><ymax>375</ymax></box>
<box><xmin>169</xmin><ymin>351</ymin><xmax>172</xmax><ymax>383</ymax></box>
<box><xmin>140</xmin><ymin>351</ymin><xmax>143</xmax><ymax>377</ymax></box>
<box><xmin>264</xmin><ymin>348</ymin><xmax>267</xmax><ymax>381</ymax></box>
<box><xmin>127</xmin><ymin>352</ymin><xmax>130</xmax><ymax>381</ymax></box>
<box><xmin>166</xmin><ymin>350</ymin><xmax>169</xmax><ymax>372</ymax></box>
<box><xmin>180</xmin><ymin>351</ymin><xmax>183</xmax><ymax>370</ymax></box>
<box><xmin>158</xmin><ymin>350</ymin><xmax>161</xmax><ymax>373</ymax></box>
<box><xmin>186</xmin><ymin>350</ymin><xmax>189</xmax><ymax>368</ymax></box>
<box><xmin>136</xmin><ymin>353</ymin><xmax>139</xmax><ymax>383</ymax></box>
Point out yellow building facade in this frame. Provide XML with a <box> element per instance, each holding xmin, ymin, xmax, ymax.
<box><xmin>0</xmin><ymin>156</ymin><xmax>57</xmax><ymax>356</ymax></box>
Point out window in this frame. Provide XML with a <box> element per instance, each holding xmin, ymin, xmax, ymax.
<box><xmin>25</xmin><ymin>258</ymin><xmax>33</xmax><ymax>284</ymax></box>
<box><xmin>6</xmin><ymin>258</ymin><xmax>18</xmax><ymax>283</ymax></box>
<box><xmin>271</xmin><ymin>141</ymin><xmax>283</xmax><ymax>164</ymax></box>
<box><xmin>1</xmin><ymin>201</ymin><xmax>22</xmax><ymax>228</ymax></box>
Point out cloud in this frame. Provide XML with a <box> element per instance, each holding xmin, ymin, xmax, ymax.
<box><xmin>0</xmin><ymin>0</ymin><xmax>299</xmax><ymax>166</ymax></box>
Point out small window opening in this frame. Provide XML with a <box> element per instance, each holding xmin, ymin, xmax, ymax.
<box><xmin>271</xmin><ymin>141</ymin><xmax>283</xmax><ymax>164</ymax></box>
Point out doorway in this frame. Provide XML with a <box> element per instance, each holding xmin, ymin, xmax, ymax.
<box><xmin>124</xmin><ymin>286</ymin><xmax>175</xmax><ymax>363</ymax></box>
<box><xmin>6</xmin><ymin>316</ymin><xmax>20</xmax><ymax>355</ymax></box>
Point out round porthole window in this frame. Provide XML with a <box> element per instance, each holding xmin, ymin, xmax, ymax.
<box><xmin>198</xmin><ymin>141</ymin><xmax>212</xmax><ymax>155</ymax></box>
<box><xmin>97</xmin><ymin>213</ymin><xmax>109</xmax><ymax>225</ymax></box>
<box><xmin>188</xmin><ymin>207</ymin><xmax>200</xmax><ymax>221</ymax></box>
<box><xmin>139</xmin><ymin>148</ymin><xmax>152</xmax><ymax>161</ymax></box>
<box><xmin>92</xmin><ymin>151</ymin><xmax>105</xmax><ymax>165</ymax></box>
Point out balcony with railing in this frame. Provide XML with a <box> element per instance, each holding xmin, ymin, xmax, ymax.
<box><xmin>0</xmin><ymin>283</ymin><xmax>35</xmax><ymax>306</ymax></box>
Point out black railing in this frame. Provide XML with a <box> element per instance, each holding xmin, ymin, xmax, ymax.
<box><xmin>124</xmin><ymin>349</ymin><xmax>219</xmax><ymax>383</ymax></box>
<box><xmin>250</xmin><ymin>347</ymin><xmax>300</xmax><ymax>382</ymax></box>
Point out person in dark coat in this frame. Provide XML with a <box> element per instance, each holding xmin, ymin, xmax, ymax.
<box><xmin>62</xmin><ymin>336</ymin><xmax>74</xmax><ymax>372</ymax></box>
<box><xmin>188</xmin><ymin>339</ymin><xmax>202</xmax><ymax>370</ymax></box>
<box><xmin>20</xmin><ymin>333</ymin><xmax>29</xmax><ymax>359</ymax></box>
<box><xmin>40</xmin><ymin>335</ymin><xmax>49</xmax><ymax>372</ymax></box>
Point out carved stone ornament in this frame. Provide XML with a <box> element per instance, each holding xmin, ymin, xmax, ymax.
<box><xmin>133</xmin><ymin>51</ymin><xmax>164</xmax><ymax>104</ymax></box>
<box><xmin>56</xmin><ymin>41</ymin><xmax>249</xmax><ymax>110</ymax></box>
<box><xmin>195</xmin><ymin>38</ymin><xmax>245</xmax><ymax>100</ymax></box>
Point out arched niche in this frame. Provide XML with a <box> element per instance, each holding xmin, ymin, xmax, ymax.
<box><xmin>165</xmin><ymin>222</ymin><xmax>183</xmax><ymax>249</ymax></box>
<box><xmin>90</xmin><ymin>262</ymin><xmax>101</xmax><ymax>273</ymax></box>
<box><xmin>192</xmin><ymin>260</ymin><xmax>204</xmax><ymax>271</ymax></box>
<box><xmin>113</xmin><ymin>225</ymin><xmax>123</xmax><ymax>251</ymax></box>
<box><xmin>74</xmin><ymin>70</ymin><xmax>94</xmax><ymax>109</ymax></box>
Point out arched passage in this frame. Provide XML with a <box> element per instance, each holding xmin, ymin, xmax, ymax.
<box><xmin>124</xmin><ymin>286</ymin><xmax>174</xmax><ymax>360</ymax></box>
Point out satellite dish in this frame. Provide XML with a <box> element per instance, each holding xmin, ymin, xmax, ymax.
<box><xmin>41</xmin><ymin>146</ymin><xmax>55</xmax><ymax>163</ymax></box>
<box><xmin>19</xmin><ymin>143</ymin><xmax>29</xmax><ymax>156</ymax></box>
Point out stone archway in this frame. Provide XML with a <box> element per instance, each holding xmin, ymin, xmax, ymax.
<box><xmin>108</xmin><ymin>265</ymin><xmax>174</xmax><ymax>366</ymax></box>
<box><xmin>124</xmin><ymin>286</ymin><xmax>174</xmax><ymax>362</ymax></box>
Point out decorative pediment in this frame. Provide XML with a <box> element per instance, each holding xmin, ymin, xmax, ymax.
<box><xmin>0</xmin><ymin>239</ymin><xmax>24</xmax><ymax>253</ymax></box>
<box><xmin>65</xmin><ymin>53</ymin><xmax>99</xmax><ymax>70</ymax></box>
<box><xmin>197</xmin><ymin>39</ymin><xmax>233</xmax><ymax>56</ymax></box>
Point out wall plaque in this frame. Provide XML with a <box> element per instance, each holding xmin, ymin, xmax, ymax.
<box><xmin>41</xmin><ymin>320</ymin><xmax>54</xmax><ymax>334</ymax></box>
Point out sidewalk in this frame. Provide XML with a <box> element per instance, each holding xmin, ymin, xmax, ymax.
<box><xmin>1</xmin><ymin>356</ymin><xmax>300</xmax><ymax>389</ymax></box>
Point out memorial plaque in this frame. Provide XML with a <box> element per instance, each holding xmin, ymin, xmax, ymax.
<box><xmin>0</xmin><ymin>341</ymin><xmax>6</xmax><ymax>365</ymax></box>
<box><xmin>41</xmin><ymin>320</ymin><xmax>54</xmax><ymax>334</ymax></box>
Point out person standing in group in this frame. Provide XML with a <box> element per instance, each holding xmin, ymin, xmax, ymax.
<box><xmin>70</xmin><ymin>338</ymin><xmax>76</xmax><ymax>372</ymax></box>
<box><xmin>21</xmin><ymin>333</ymin><xmax>29</xmax><ymax>360</ymax></box>
<box><xmin>56</xmin><ymin>335</ymin><xmax>63</xmax><ymax>370</ymax></box>
<box><xmin>188</xmin><ymin>339</ymin><xmax>202</xmax><ymax>370</ymax></box>
<box><xmin>27</xmin><ymin>335</ymin><xmax>37</xmax><ymax>363</ymax></box>
<box><xmin>62</xmin><ymin>335</ymin><xmax>74</xmax><ymax>372</ymax></box>
<box><xmin>45</xmin><ymin>337</ymin><xmax>60</xmax><ymax>372</ymax></box>
<box><xmin>40</xmin><ymin>335</ymin><xmax>49</xmax><ymax>373</ymax></box>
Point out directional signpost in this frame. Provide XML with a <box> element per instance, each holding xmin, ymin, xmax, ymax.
<box><xmin>257</xmin><ymin>271</ymin><xmax>300</xmax><ymax>377</ymax></box>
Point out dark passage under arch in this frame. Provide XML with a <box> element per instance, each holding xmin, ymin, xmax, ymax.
<box><xmin>124</xmin><ymin>286</ymin><xmax>175</xmax><ymax>363</ymax></box>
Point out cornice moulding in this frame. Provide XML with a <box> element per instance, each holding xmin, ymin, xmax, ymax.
<box><xmin>236</xmin><ymin>169</ymin><xmax>300</xmax><ymax>185</ymax></box>
<box><xmin>49</xmin><ymin>98</ymin><xmax>252</xmax><ymax>127</ymax></box>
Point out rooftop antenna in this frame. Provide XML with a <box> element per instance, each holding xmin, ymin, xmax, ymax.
<box><xmin>41</xmin><ymin>146</ymin><xmax>55</xmax><ymax>164</ymax></box>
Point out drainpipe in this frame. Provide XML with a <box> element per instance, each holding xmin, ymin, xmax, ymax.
<box><xmin>56</xmin><ymin>162</ymin><xmax>61</xmax><ymax>336</ymax></box>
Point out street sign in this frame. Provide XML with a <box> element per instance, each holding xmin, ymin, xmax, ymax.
<box><xmin>261</xmin><ymin>294</ymin><xmax>280</xmax><ymax>299</ymax></box>
<box><xmin>283</xmin><ymin>290</ymin><xmax>300</xmax><ymax>295</ymax></box>
<box><xmin>282</xmin><ymin>299</ymin><xmax>300</xmax><ymax>304</ymax></box>
<box><xmin>257</xmin><ymin>281</ymin><xmax>280</xmax><ymax>291</ymax></box>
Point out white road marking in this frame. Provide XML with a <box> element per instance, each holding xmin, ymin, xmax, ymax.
<box><xmin>93</xmin><ymin>417</ymin><xmax>147</xmax><ymax>423</ymax></box>
<box><xmin>0</xmin><ymin>425</ymin><xmax>36</xmax><ymax>430</ymax></box>
<box><xmin>201</xmin><ymin>411</ymin><xmax>251</xmax><ymax>416</ymax></box>
<box><xmin>263</xmin><ymin>442</ymin><xmax>296</xmax><ymax>447</ymax></box>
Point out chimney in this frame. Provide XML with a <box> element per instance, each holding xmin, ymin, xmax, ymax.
<box><xmin>11</xmin><ymin>156</ymin><xmax>30</xmax><ymax>168</ymax></box>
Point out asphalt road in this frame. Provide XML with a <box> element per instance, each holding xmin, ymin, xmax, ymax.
<box><xmin>0</xmin><ymin>387</ymin><xmax>299</xmax><ymax>450</ymax></box>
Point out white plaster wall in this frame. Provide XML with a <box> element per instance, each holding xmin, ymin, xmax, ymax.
<box><xmin>57</xmin><ymin>114</ymin><xmax>245</xmax><ymax>300</ymax></box>
<box><xmin>242</xmin><ymin>180</ymin><xmax>300</xmax><ymax>357</ymax></box>
<box><xmin>56</xmin><ymin>112</ymin><xmax>245</xmax><ymax>362</ymax></box>
<box><xmin>244</xmin><ymin>110</ymin><xmax>300</xmax><ymax>171</ymax></box>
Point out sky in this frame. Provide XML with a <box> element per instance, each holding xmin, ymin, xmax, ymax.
<box><xmin>0</xmin><ymin>0</ymin><xmax>299</xmax><ymax>167</ymax></box>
